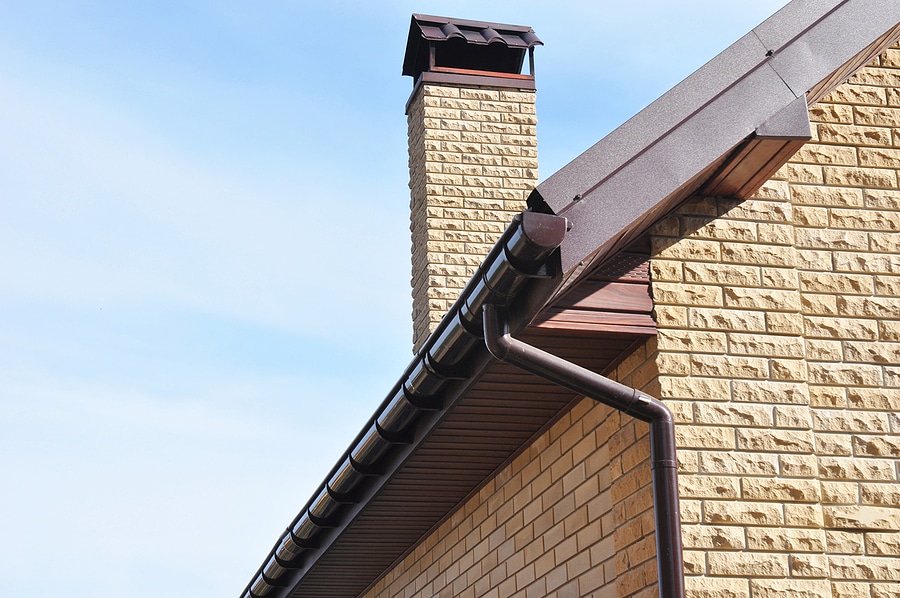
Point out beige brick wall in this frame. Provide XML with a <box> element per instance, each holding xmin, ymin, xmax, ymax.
<box><xmin>651</xmin><ymin>46</ymin><xmax>900</xmax><ymax>598</ymax></box>
<box><xmin>362</xmin><ymin>339</ymin><xmax>662</xmax><ymax>598</ymax></box>
<box><xmin>408</xmin><ymin>83</ymin><xmax>537</xmax><ymax>351</ymax></box>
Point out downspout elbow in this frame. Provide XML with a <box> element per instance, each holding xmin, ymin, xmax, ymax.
<box><xmin>482</xmin><ymin>303</ymin><xmax>684</xmax><ymax>598</ymax></box>
<box><xmin>482</xmin><ymin>303</ymin><xmax>513</xmax><ymax>362</ymax></box>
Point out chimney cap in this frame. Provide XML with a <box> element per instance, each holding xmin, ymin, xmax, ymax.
<box><xmin>402</xmin><ymin>14</ymin><xmax>542</xmax><ymax>82</ymax></box>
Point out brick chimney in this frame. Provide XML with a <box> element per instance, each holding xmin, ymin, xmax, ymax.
<box><xmin>402</xmin><ymin>15</ymin><xmax>542</xmax><ymax>351</ymax></box>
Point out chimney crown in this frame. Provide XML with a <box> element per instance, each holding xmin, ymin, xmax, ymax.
<box><xmin>402</xmin><ymin>14</ymin><xmax>542</xmax><ymax>83</ymax></box>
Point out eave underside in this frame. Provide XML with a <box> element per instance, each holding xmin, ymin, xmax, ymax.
<box><xmin>286</xmin><ymin>328</ymin><xmax>649</xmax><ymax>598</ymax></box>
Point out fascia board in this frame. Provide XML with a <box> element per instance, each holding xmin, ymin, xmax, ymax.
<box><xmin>552</xmin><ymin>64</ymin><xmax>797</xmax><ymax>275</ymax></box>
<box><xmin>764</xmin><ymin>0</ymin><xmax>900</xmax><ymax>98</ymax></box>
<box><xmin>533</xmin><ymin>0</ymin><xmax>900</xmax><ymax>275</ymax></box>
<box><xmin>535</xmin><ymin>31</ymin><xmax>770</xmax><ymax>214</ymax></box>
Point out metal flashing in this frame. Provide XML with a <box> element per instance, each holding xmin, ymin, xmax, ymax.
<box><xmin>530</xmin><ymin>0</ymin><xmax>900</xmax><ymax>281</ymax></box>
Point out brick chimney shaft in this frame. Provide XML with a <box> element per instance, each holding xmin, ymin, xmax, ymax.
<box><xmin>403</xmin><ymin>15</ymin><xmax>541</xmax><ymax>351</ymax></box>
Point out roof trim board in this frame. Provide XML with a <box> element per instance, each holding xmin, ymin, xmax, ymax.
<box><xmin>530</xmin><ymin>0</ymin><xmax>900</xmax><ymax>281</ymax></box>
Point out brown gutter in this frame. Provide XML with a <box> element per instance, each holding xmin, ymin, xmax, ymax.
<box><xmin>483</xmin><ymin>305</ymin><xmax>684</xmax><ymax>598</ymax></box>
<box><xmin>240</xmin><ymin>211</ymin><xmax>568</xmax><ymax>598</ymax></box>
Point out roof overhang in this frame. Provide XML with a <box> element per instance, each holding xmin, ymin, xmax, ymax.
<box><xmin>531</xmin><ymin>0</ymin><xmax>900</xmax><ymax>287</ymax></box>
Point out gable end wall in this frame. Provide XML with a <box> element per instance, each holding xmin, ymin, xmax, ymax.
<box><xmin>364</xmin><ymin>44</ymin><xmax>900</xmax><ymax>598</ymax></box>
<box><xmin>651</xmin><ymin>45</ymin><xmax>900</xmax><ymax>598</ymax></box>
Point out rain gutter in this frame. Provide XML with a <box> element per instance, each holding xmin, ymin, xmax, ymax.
<box><xmin>240</xmin><ymin>210</ymin><xmax>568</xmax><ymax>598</ymax></box>
<box><xmin>483</xmin><ymin>304</ymin><xmax>683</xmax><ymax>598</ymax></box>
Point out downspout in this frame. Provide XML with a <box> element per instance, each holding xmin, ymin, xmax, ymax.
<box><xmin>482</xmin><ymin>304</ymin><xmax>684</xmax><ymax>598</ymax></box>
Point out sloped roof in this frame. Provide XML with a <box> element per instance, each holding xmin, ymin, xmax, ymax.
<box><xmin>241</xmin><ymin>2</ymin><xmax>900</xmax><ymax>597</ymax></box>
<box><xmin>532</xmin><ymin>0</ymin><xmax>900</xmax><ymax>289</ymax></box>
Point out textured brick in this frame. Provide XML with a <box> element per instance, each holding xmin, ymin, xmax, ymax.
<box><xmin>695</xmin><ymin>403</ymin><xmax>773</xmax><ymax>427</ymax></box>
<box><xmin>830</xmin><ymin>555</ymin><xmax>900</xmax><ymax>581</ymax></box>
<box><xmin>786</xmin><ymin>504</ymin><xmax>825</xmax><ymax>528</ymax></box>
<box><xmin>833</xmin><ymin>582</ymin><xmax>873</xmax><ymax>598</ymax></box>
<box><xmin>774</xmin><ymin>405</ymin><xmax>813</xmax><ymax>429</ymax></box>
<box><xmin>847</xmin><ymin>388</ymin><xmax>900</xmax><ymax>410</ymax></box>
<box><xmin>822</xmin><ymin>480</ymin><xmax>858</xmax><ymax>512</ymax></box>
<box><xmin>818</xmin><ymin>457</ymin><xmax>896</xmax><ymax>481</ymax></box>
<box><xmin>796</xmin><ymin>228</ymin><xmax>869</xmax><ymax>250</ymax></box>
<box><xmin>794</xmin><ymin>143</ymin><xmax>858</xmax><ymax>165</ymax></box>
<box><xmin>707</xmin><ymin>551</ymin><xmax>788</xmax><ymax>577</ymax></box>
<box><xmin>690</xmin><ymin>354</ymin><xmax>768</xmax><ymax>378</ymax></box>
<box><xmin>808</xmin><ymin>384</ymin><xmax>846</xmax><ymax>406</ymax></box>
<box><xmin>752</xmin><ymin>579</ymin><xmax>832</xmax><ymax>598</ymax></box>
<box><xmin>737</xmin><ymin>428</ymin><xmax>814</xmax><ymax>453</ymax></box>
<box><xmin>813</xmin><ymin>409</ymin><xmax>889</xmax><ymax>433</ymax></box>
<box><xmin>687</xmin><ymin>308</ymin><xmax>767</xmax><ymax>332</ymax></box>
<box><xmin>799</xmin><ymin>271</ymin><xmax>874</xmax><ymax>295</ymax></box>
<box><xmin>682</xmin><ymin>525</ymin><xmax>745</xmax><ymax>550</ymax></box>
<box><xmin>865</xmin><ymin>188</ymin><xmax>900</xmax><ymax>209</ymax></box>
<box><xmin>700</xmin><ymin>451</ymin><xmax>779</xmax><ymax>476</ymax></box>
<box><xmin>816</xmin><ymin>433</ymin><xmax>853</xmax><ymax>456</ymax></box>
<box><xmin>790</xmin><ymin>553</ymin><xmax>830</xmax><ymax>577</ymax></box>
<box><xmin>761</xmin><ymin>266</ymin><xmax>798</xmax><ymax>289</ymax></box>
<box><xmin>652</xmin><ymin>237</ymin><xmax>721</xmax><ymax>261</ymax></box>
<box><xmin>722</xmin><ymin>242</ymin><xmax>797</xmax><ymax>267</ymax></box>
<box><xmin>866</xmin><ymin>532</ymin><xmax>900</xmax><ymax>556</ymax></box>
<box><xmin>683</xmin><ymin>262</ymin><xmax>759</xmax><ymax>286</ymax></box>
<box><xmin>747</xmin><ymin>528</ymin><xmax>826</xmax><ymax>552</ymax></box>
<box><xmin>723</xmin><ymin>287</ymin><xmax>801</xmax><ymax>310</ymax></box>
<box><xmin>805</xmin><ymin>316</ymin><xmax>879</xmax><ymax>340</ymax></box>
<box><xmin>855</xmin><ymin>106</ymin><xmax>900</xmax><ymax>127</ymax></box>
<box><xmin>793</xmin><ymin>205</ymin><xmax>830</xmax><ymax>227</ymax></box>
<box><xmin>683</xmin><ymin>217</ymin><xmax>757</xmax><ymax>241</ymax></box>
<box><xmin>825</xmin><ymin>506</ymin><xmax>900</xmax><ymax>531</ymax></box>
<box><xmin>679</xmin><ymin>475</ymin><xmax>741</xmax><ymax>499</ymax></box>
<box><xmin>718</xmin><ymin>198</ymin><xmax>792</xmax><ymax>223</ymax></box>
<box><xmin>791</xmin><ymin>184</ymin><xmax>864</xmax><ymax>206</ymax></box>
<box><xmin>659</xmin><ymin>377</ymin><xmax>729</xmax><ymax>402</ymax></box>
<box><xmin>817</xmin><ymin>123</ymin><xmax>893</xmax><ymax>146</ymax></box>
<box><xmin>822</xmin><ymin>84</ymin><xmax>887</xmax><ymax>106</ymax></box>
<box><xmin>783</xmin><ymin>162</ymin><xmax>824</xmax><ymax>184</ymax></box>
<box><xmin>809</xmin><ymin>362</ymin><xmax>882</xmax><ymax>386</ymax></box>
<box><xmin>827</xmin><ymin>530</ymin><xmax>866</xmax><ymax>554</ymax></box>
<box><xmin>832</xmin><ymin>208</ymin><xmax>900</xmax><ymax>231</ymax></box>
<box><xmin>862</xmin><ymin>483</ymin><xmax>900</xmax><ymax>508</ymax></box>
<box><xmin>653</xmin><ymin>283</ymin><xmax>723</xmax><ymax>306</ymax></box>
<box><xmin>676</xmin><ymin>426</ymin><xmax>735</xmax><ymax>450</ymax></box>
<box><xmin>834</xmin><ymin>251</ymin><xmax>900</xmax><ymax>274</ymax></box>
<box><xmin>767</xmin><ymin>312</ymin><xmax>805</xmax><ymax>335</ymax></box>
<box><xmin>839</xmin><ymin>295</ymin><xmax>900</xmax><ymax>318</ymax></box>
<box><xmin>685</xmin><ymin>577</ymin><xmax>749</xmax><ymax>598</ymax></box>
<box><xmin>704</xmin><ymin>501</ymin><xmax>784</xmax><ymax>526</ymax></box>
<box><xmin>658</xmin><ymin>330</ymin><xmax>727</xmax><ymax>353</ymax></box>
<box><xmin>742</xmin><ymin>477</ymin><xmax>821</xmax><ymax>502</ymax></box>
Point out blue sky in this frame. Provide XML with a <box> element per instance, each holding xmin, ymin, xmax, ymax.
<box><xmin>0</xmin><ymin>1</ymin><xmax>787</xmax><ymax>596</ymax></box>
